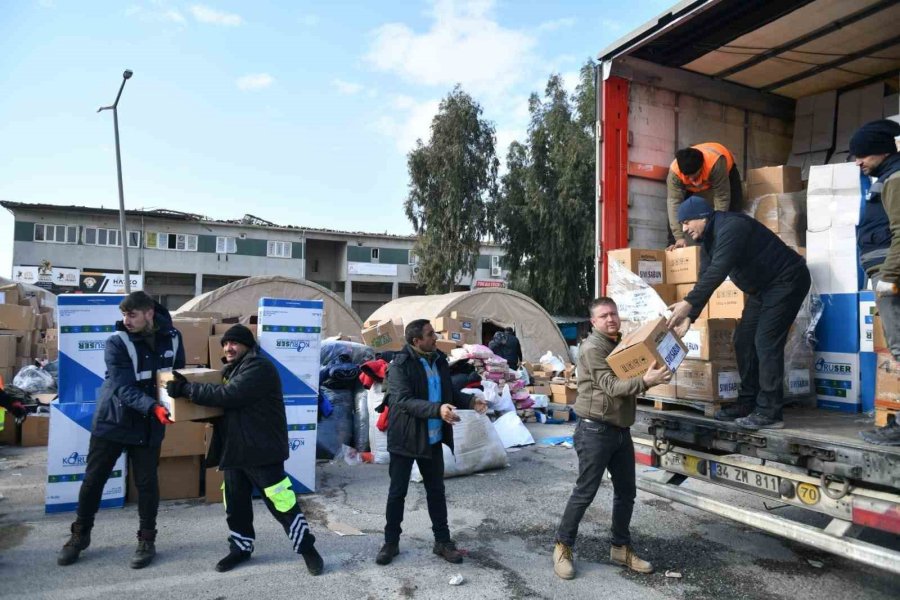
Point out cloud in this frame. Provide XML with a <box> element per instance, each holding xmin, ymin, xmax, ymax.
<box><xmin>126</xmin><ymin>3</ymin><xmax>186</xmax><ymax>24</ymax></box>
<box><xmin>365</xmin><ymin>0</ymin><xmax>536</xmax><ymax>99</ymax></box>
<box><xmin>190</xmin><ymin>4</ymin><xmax>242</xmax><ymax>26</ymax></box>
<box><xmin>332</xmin><ymin>79</ymin><xmax>364</xmax><ymax>95</ymax></box>
<box><xmin>537</xmin><ymin>17</ymin><xmax>575</xmax><ymax>32</ymax></box>
<box><xmin>236</xmin><ymin>73</ymin><xmax>274</xmax><ymax>91</ymax></box>
<box><xmin>373</xmin><ymin>97</ymin><xmax>441</xmax><ymax>153</ymax></box>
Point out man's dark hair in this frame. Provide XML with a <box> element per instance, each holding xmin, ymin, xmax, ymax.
<box><xmin>405</xmin><ymin>319</ymin><xmax>431</xmax><ymax>345</ymax></box>
<box><xmin>119</xmin><ymin>291</ymin><xmax>155</xmax><ymax>313</ymax></box>
<box><xmin>675</xmin><ymin>147</ymin><xmax>704</xmax><ymax>175</ymax></box>
<box><xmin>588</xmin><ymin>297</ymin><xmax>617</xmax><ymax>316</ymax></box>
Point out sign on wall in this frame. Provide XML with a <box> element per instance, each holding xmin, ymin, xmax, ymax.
<box><xmin>79</xmin><ymin>272</ymin><xmax>143</xmax><ymax>294</ymax></box>
<box><xmin>13</xmin><ymin>265</ymin><xmax>79</xmax><ymax>288</ymax></box>
<box><xmin>348</xmin><ymin>262</ymin><xmax>398</xmax><ymax>276</ymax></box>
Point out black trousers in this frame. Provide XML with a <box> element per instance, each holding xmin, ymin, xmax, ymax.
<box><xmin>734</xmin><ymin>267</ymin><xmax>812</xmax><ymax>419</ymax></box>
<box><xmin>384</xmin><ymin>443</ymin><xmax>450</xmax><ymax>544</ymax></box>
<box><xmin>556</xmin><ymin>419</ymin><xmax>636</xmax><ymax>548</ymax></box>
<box><xmin>77</xmin><ymin>435</ymin><xmax>160</xmax><ymax>531</ymax></box>
<box><xmin>668</xmin><ymin>165</ymin><xmax>744</xmax><ymax>246</ymax></box>
<box><xmin>223</xmin><ymin>464</ymin><xmax>315</xmax><ymax>554</ymax></box>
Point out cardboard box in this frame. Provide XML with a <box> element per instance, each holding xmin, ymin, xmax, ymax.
<box><xmin>683</xmin><ymin>319</ymin><xmax>737</xmax><ymax>361</ymax></box>
<box><xmin>13</xmin><ymin>330</ymin><xmax>33</xmax><ymax>358</ymax></box>
<box><xmin>157</xmin><ymin>368</ymin><xmax>225</xmax><ymax>422</ymax></box>
<box><xmin>206</xmin><ymin>467</ymin><xmax>224</xmax><ymax>503</ymax></box>
<box><xmin>652</xmin><ymin>284</ymin><xmax>676</xmax><ymax>306</ymax></box>
<box><xmin>0</xmin><ymin>283</ymin><xmax>21</xmax><ymax>306</ymax></box>
<box><xmin>708</xmin><ymin>281</ymin><xmax>746</xmax><ymax>319</ymax></box>
<box><xmin>160</xmin><ymin>421</ymin><xmax>207</xmax><ymax>458</ymax></box>
<box><xmin>361</xmin><ymin>318</ymin><xmax>405</xmax><ymax>351</ymax></box>
<box><xmin>675</xmin><ymin>284</ymin><xmax>710</xmax><ymax>319</ymax></box>
<box><xmin>607</xmin><ymin>317</ymin><xmax>687</xmax><ymax>380</ymax></box>
<box><xmin>874</xmin><ymin>315</ymin><xmax>887</xmax><ymax>352</ymax></box>
<box><xmin>435</xmin><ymin>339</ymin><xmax>460</xmax><ymax>354</ymax></box>
<box><xmin>174</xmin><ymin>318</ymin><xmax>215</xmax><ymax>366</ymax></box>
<box><xmin>665</xmin><ymin>247</ymin><xmax>701</xmax><ymax>285</ymax></box>
<box><xmin>448</xmin><ymin>312</ymin><xmax>476</xmax><ymax>332</ymax></box>
<box><xmin>551</xmin><ymin>409</ymin><xmax>572</xmax><ymax>422</ymax></box>
<box><xmin>20</xmin><ymin>413</ymin><xmax>50</xmax><ymax>447</ymax></box>
<box><xmin>815</xmin><ymin>351</ymin><xmax>860</xmax><ymax>412</ymax></box>
<box><xmin>607</xmin><ymin>248</ymin><xmax>666</xmax><ymax>285</ymax></box>
<box><xmin>0</xmin><ymin>367</ymin><xmax>14</xmax><ymax>385</ymax></box>
<box><xmin>0</xmin><ymin>304</ymin><xmax>34</xmax><ymax>331</ymax></box>
<box><xmin>432</xmin><ymin>317</ymin><xmax>475</xmax><ymax>345</ymax></box>
<box><xmin>550</xmin><ymin>383</ymin><xmax>577</xmax><ymax>405</ymax></box>
<box><xmin>746</xmin><ymin>166</ymin><xmax>804</xmax><ymax>202</ymax></box>
<box><xmin>128</xmin><ymin>455</ymin><xmax>202</xmax><ymax>501</ymax></box>
<box><xmin>0</xmin><ymin>334</ymin><xmax>16</xmax><ymax>367</ymax></box>
<box><xmin>875</xmin><ymin>351</ymin><xmax>900</xmax><ymax>408</ymax></box>
<box><xmin>676</xmin><ymin>360</ymin><xmax>740</xmax><ymax>402</ymax></box>
<box><xmin>208</xmin><ymin>335</ymin><xmax>225</xmax><ymax>367</ymax></box>
<box><xmin>784</xmin><ymin>365</ymin><xmax>813</xmax><ymax>398</ymax></box>
<box><xmin>792</xmin><ymin>91</ymin><xmax>837</xmax><ymax>154</ymax></box>
<box><xmin>530</xmin><ymin>382</ymin><xmax>552</xmax><ymax>396</ymax></box>
<box><xmin>213</xmin><ymin>323</ymin><xmax>258</xmax><ymax>336</ymax></box>
<box><xmin>752</xmin><ymin>191</ymin><xmax>806</xmax><ymax>236</ymax></box>
<box><xmin>649</xmin><ymin>377</ymin><xmax>677</xmax><ymax>399</ymax></box>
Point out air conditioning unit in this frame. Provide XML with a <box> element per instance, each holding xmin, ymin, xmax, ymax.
<box><xmin>412</xmin><ymin>265</ymin><xmax>421</xmax><ymax>279</ymax></box>
<box><xmin>490</xmin><ymin>266</ymin><xmax>501</xmax><ymax>277</ymax></box>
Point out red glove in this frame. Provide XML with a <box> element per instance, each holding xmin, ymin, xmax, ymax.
<box><xmin>7</xmin><ymin>400</ymin><xmax>27</xmax><ymax>420</ymax></box>
<box><xmin>152</xmin><ymin>404</ymin><xmax>174</xmax><ymax>425</ymax></box>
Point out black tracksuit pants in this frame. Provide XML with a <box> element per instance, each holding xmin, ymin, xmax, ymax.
<box><xmin>223</xmin><ymin>464</ymin><xmax>315</xmax><ymax>555</ymax></box>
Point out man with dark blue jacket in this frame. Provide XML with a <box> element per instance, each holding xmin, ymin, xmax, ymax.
<box><xmin>58</xmin><ymin>291</ymin><xmax>184</xmax><ymax>569</ymax></box>
<box><xmin>667</xmin><ymin>197</ymin><xmax>811</xmax><ymax>430</ymax></box>
<box><xmin>375</xmin><ymin>319</ymin><xmax>487</xmax><ymax>566</ymax></box>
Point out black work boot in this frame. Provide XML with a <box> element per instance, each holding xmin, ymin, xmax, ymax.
<box><xmin>57</xmin><ymin>521</ymin><xmax>92</xmax><ymax>566</ymax></box>
<box><xmin>375</xmin><ymin>542</ymin><xmax>399</xmax><ymax>565</ymax></box>
<box><xmin>301</xmin><ymin>545</ymin><xmax>324</xmax><ymax>575</ymax></box>
<box><xmin>215</xmin><ymin>546</ymin><xmax>252</xmax><ymax>572</ymax></box>
<box><xmin>714</xmin><ymin>403</ymin><xmax>753</xmax><ymax>422</ymax></box>
<box><xmin>433</xmin><ymin>540</ymin><xmax>463</xmax><ymax>564</ymax></box>
<box><xmin>130</xmin><ymin>529</ymin><xmax>157</xmax><ymax>569</ymax></box>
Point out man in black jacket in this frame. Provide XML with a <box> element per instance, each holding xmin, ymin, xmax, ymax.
<box><xmin>375</xmin><ymin>319</ymin><xmax>487</xmax><ymax>566</ymax></box>
<box><xmin>58</xmin><ymin>291</ymin><xmax>184</xmax><ymax>569</ymax></box>
<box><xmin>488</xmin><ymin>327</ymin><xmax>523</xmax><ymax>370</ymax></box>
<box><xmin>165</xmin><ymin>324</ymin><xmax>324</xmax><ymax>575</ymax></box>
<box><xmin>667</xmin><ymin>197</ymin><xmax>810</xmax><ymax>430</ymax></box>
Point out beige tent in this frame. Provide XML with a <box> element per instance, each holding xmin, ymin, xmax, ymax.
<box><xmin>366</xmin><ymin>288</ymin><xmax>569</xmax><ymax>363</ymax></box>
<box><xmin>175</xmin><ymin>276</ymin><xmax>362</xmax><ymax>338</ymax></box>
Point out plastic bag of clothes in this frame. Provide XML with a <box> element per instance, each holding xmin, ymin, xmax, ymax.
<box><xmin>13</xmin><ymin>366</ymin><xmax>56</xmax><ymax>394</ymax></box>
<box><xmin>493</xmin><ymin>411</ymin><xmax>535</xmax><ymax>448</ymax></box>
<box><xmin>353</xmin><ymin>386</ymin><xmax>369</xmax><ymax>451</ymax></box>
<box><xmin>317</xmin><ymin>387</ymin><xmax>354</xmax><ymax>459</ymax></box>
<box><xmin>320</xmin><ymin>340</ymin><xmax>375</xmax><ymax>367</ymax></box>
<box><xmin>366</xmin><ymin>383</ymin><xmax>390</xmax><ymax>464</ymax></box>
<box><xmin>320</xmin><ymin>355</ymin><xmax>360</xmax><ymax>389</ymax></box>
<box><xmin>411</xmin><ymin>410</ymin><xmax>507</xmax><ymax>481</ymax></box>
<box><xmin>606</xmin><ymin>260</ymin><xmax>669</xmax><ymax>335</ymax></box>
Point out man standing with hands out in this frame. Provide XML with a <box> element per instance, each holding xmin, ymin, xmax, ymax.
<box><xmin>375</xmin><ymin>319</ymin><xmax>488</xmax><ymax>566</ymax></box>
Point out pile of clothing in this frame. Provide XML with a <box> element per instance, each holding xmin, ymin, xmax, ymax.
<box><xmin>448</xmin><ymin>344</ymin><xmax>532</xmax><ymax>411</ymax></box>
<box><xmin>316</xmin><ymin>340</ymin><xmax>378</xmax><ymax>459</ymax></box>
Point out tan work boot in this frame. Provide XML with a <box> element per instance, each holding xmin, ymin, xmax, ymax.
<box><xmin>610</xmin><ymin>544</ymin><xmax>653</xmax><ymax>574</ymax></box>
<box><xmin>552</xmin><ymin>542</ymin><xmax>575</xmax><ymax>580</ymax></box>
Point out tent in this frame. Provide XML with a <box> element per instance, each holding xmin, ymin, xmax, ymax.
<box><xmin>366</xmin><ymin>288</ymin><xmax>569</xmax><ymax>363</ymax></box>
<box><xmin>175</xmin><ymin>276</ymin><xmax>362</xmax><ymax>338</ymax></box>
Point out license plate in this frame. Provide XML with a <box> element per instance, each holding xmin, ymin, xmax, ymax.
<box><xmin>710</xmin><ymin>461</ymin><xmax>780</xmax><ymax>497</ymax></box>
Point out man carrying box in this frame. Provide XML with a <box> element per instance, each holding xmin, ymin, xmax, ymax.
<box><xmin>164</xmin><ymin>324</ymin><xmax>325</xmax><ymax>575</ymax></box>
<box><xmin>851</xmin><ymin>119</ymin><xmax>900</xmax><ymax>446</ymax></box>
<box><xmin>666</xmin><ymin>197</ymin><xmax>810</xmax><ymax>430</ymax></box>
<box><xmin>553</xmin><ymin>297</ymin><xmax>670</xmax><ymax>580</ymax></box>
<box><xmin>667</xmin><ymin>143</ymin><xmax>742</xmax><ymax>249</ymax></box>
<box><xmin>58</xmin><ymin>291</ymin><xmax>185</xmax><ymax>569</ymax></box>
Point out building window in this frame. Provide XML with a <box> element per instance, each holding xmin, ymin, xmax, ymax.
<box><xmin>145</xmin><ymin>231</ymin><xmax>197</xmax><ymax>251</ymax></box>
<box><xmin>408</xmin><ymin>251</ymin><xmax>418</xmax><ymax>266</ymax></box>
<box><xmin>128</xmin><ymin>231</ymin><xmax>140</xmax><ymax>248</ymax></box>
<box><xmin>34</xmin><ymin>223</ymin><xmax>78</xmax><ymax>244</ymax></box>
<box><xmin>267</xmin><ymin>241</ymin><xmax>292</xmax><ymax>258</ymax></box>
<box><xmin>216</xmin><ymin>236</ymin><xmax>237</xmax><ymax>254</ymax></box>
<box><xmin>371</xmin><ymin>248</ymin><xmax>380</xmax><ymax>261</ymax></box>
<box><xmin>84</xmin><ymin>227</ymin><xmax>139</xmax><ymax>247</ymax></box>
<box><xmin>491</xmin><ymin>255</ymin><xmax>501</xmax><ymax>277</ymax></box>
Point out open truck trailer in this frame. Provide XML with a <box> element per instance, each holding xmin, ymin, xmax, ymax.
<box><xmin>594</xmin><ymin>0</ymin><xmax>900</xmax><ymax>573</ymax></box>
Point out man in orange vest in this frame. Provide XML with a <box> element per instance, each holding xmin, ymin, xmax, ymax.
<box><xmin>667</xmin><ymin>143</ymin><xmax>743</xmax><ymax>249</ymax></box>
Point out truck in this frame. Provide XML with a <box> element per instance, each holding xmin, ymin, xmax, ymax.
<box><xmin>593</xmin><ymin>0</ymin><xmax>900</xmax><ymax>574</ymax></box>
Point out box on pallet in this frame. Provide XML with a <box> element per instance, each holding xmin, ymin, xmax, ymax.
<box><xmin>746</xmin><ymin>166</ymin><xmax>803</xmax><ymax>202</ymax></box>
<box><xmin>361</xmin><ymin>318</ymin><xmax>405</xmax><ymax>351</ymax></box>
<box><xmin>157</xmin><ymin>369</ymin><xmax>225</xmax><ymax>422</ymax></box>
<box><xmin>875</xmin><ymin>351</ymin><xmax>900</xmax><ymax>409</ymax></box>
<box><xmin>752</xmin><ymin>192</ymin><xmax>806</xmax><ymax>237</ymax></box>
<box><xmin>814</xmin><ymin>352</ymin><xmax>860</xmax><ymax>412</ymax></box>
<box><xmin>676</xmin><ymin>360</ymin><xmax>740</xmax><ymax>402</ymax></box>
<box><xmin>683</xmin><ymin>318</ymin><xmax>737</xmax><ymax>361</ymax></box>
<box><xmin>708</xmin><ymin>281</ymin><xmax>746</xmax><ymax>319</ymax></box>
<box><xmin>174</xmin><ymin>318</ymin><xmax>216</xmax><ymax>366</ymax></box>
<box><xmin>607</xmin><ymin>249</ymin><xmax>666</xmax><ymax>285</ymax></box>
<box><xmin>607</xmin><ymin>317</ymin><xmax>687</xmax><ymax>380</ymax></box>
<box><xmin>665</xmin><ymin>247</ymin><xmax>701</xmax><ymax>285</ymax></box>
<box><xmin>648</xmin><ymin>374</ymin><xmax>677</xmax><ymax>399</ymax></box>
<box><xmin>675</xmin><ymin>284</ymin><xmax>709</xmax><ymax>319</ymax></box>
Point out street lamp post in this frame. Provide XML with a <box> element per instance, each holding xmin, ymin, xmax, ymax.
<box><xmin>98</xmin><ymin>69</ymin><xmax>134</xmax><ymax>294</ymax></box>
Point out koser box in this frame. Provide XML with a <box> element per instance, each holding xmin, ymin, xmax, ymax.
<box><xmin>57</xmin><ymin>295</ymin><xmax>124</xmax><ymax>404</ymax></box>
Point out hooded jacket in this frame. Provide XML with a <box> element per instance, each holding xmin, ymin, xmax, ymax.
<box><xmin>383</xmin><ymin>344</ymin><xmax>474</xmax><ymax>459</ymax></box>
<box><xmin>92</xmin><ymin>302</ymin><xmax>185</xmax><ymax>447</ymax></box>
<box><xmin>187</xmin><ymin>347</ymin><xmax>289</xmax><ymax>469</ymax></box>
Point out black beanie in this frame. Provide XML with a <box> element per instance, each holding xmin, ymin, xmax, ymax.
<box><xmin>221</xmin><ymin>324</ymin><xmax>256</xmax><ymax>348</ymax></box>
<box><xmin>849</xmin><ymin>119</ymin><xmax>900</xmax><ymax>158</ymax></box>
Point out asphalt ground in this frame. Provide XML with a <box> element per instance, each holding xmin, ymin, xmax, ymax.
<box><xmin>0</xmin><ymin>421</ymin><xmax>897</xmax><ymax>600</ymax></box>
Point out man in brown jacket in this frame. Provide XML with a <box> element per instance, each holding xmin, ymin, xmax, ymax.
<box><xmin>552</xmin><ymin>297</ymin><xmax>670</xmax><ymax>580</ymax></box>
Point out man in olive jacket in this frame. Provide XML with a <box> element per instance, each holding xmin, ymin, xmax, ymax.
<box><xmin>553</xmin><ymin>298</ymin><xmax>670</xmax><ymax>581</ymax></box>
<box><xmin>375</xmin><ymin>319</ymin><xmax>487</xmax><ymax>566</ymax></box>
<box><xmin>165</xmin><ymin>324</ymin><xmax>324</xmax><ymax>575</ymax></box>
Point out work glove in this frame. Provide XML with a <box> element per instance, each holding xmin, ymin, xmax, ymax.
<box><xmin>152</xmin><ymin>404</ymin><xmax>174</xmax><ymax>425</ymax></box>
<box><xmin>165</xmin><ymin>372</ymin><xmax>189</xmax><ymax>399</ymax></box>
<box><xmin>875</xmin><ymin>279</ymin><xmax>898</xmax><ymax>296</ymax></box>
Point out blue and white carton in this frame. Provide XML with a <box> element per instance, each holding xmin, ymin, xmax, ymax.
<box><xmin>57</xmin><ymin>295</ymin><xmax>124</xmax><ymax>403</ymax></box>
<box><xmin>814</xmin><ymin>352</ymin><xmax>860</xmax><ymax>412</ymax></box>
<box><xmin>257</xmin><ymin>298</ymin><xmax>323</xmax><ymax>492</ymax></box>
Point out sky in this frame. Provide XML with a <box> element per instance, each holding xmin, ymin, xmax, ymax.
<box><xmin>0</xmin><ymin>0</ymin><xmax>674</xmax><ymax>278</ymax></box>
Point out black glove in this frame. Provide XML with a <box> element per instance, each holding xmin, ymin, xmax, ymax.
<box><xmin>165</xmin><ymin>377</ymin><xmax>189</xmax><ymax>399</ymax></box>
<box><xmin>7</xmin><ymin>400</ymin><xmax>27</xmax><ymax>420</ymax></box>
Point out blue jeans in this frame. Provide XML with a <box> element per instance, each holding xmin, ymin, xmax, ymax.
<box><xmin>556</xmin><ymin>419</ymin><xmax>636</xmax><ymax>548</ymax></box>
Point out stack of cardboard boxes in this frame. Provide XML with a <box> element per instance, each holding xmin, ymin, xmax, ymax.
<box><xmin>0</xmin><ymin>282</ymin><xmax>57</xmax><ymax>385</ymax></box>
<box><xmin>523</xmin><ymin>361</ymin><xmax>575</xmax><ymax>421</ymax></box>
<box><xmin>745</xmin><ymin>166</ymin><xmax>806</xmax><ymax>253</ymax></box>
<box><xmin>360</xmin><ymin>312</ymin><xmax>476</xmax><ymax>355</ymax></box>
<box><xmin>127</xmin><ymin>421</ymin><xmax>208</xmax><ymax>502</ymax></box>
<box><xmin>360</xmin><ymin>317</ymin><xmax>405</xmax><ymax>352</ymax></box>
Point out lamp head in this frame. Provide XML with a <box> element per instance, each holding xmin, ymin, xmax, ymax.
<box><xmin>123</xmin><ymin>70</ymin><xmax>133</xmax><ymax>80</ymax></box>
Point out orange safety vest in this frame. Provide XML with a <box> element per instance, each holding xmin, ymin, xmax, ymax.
<box><xmin>670</xmin><ymin>142</ymin><xmax>735</xmax><ymax>193</ymax></box>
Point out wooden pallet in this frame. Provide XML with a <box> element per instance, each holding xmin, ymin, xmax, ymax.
<box><xmin>638</xmin><ymin>394</ymin><xmax>733</xmax><ymax>418</ymax></box>
<box><xmin>875</xmin><ymin>407</ymin><xmax>899</xmax><ymax>427</ymax></box>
